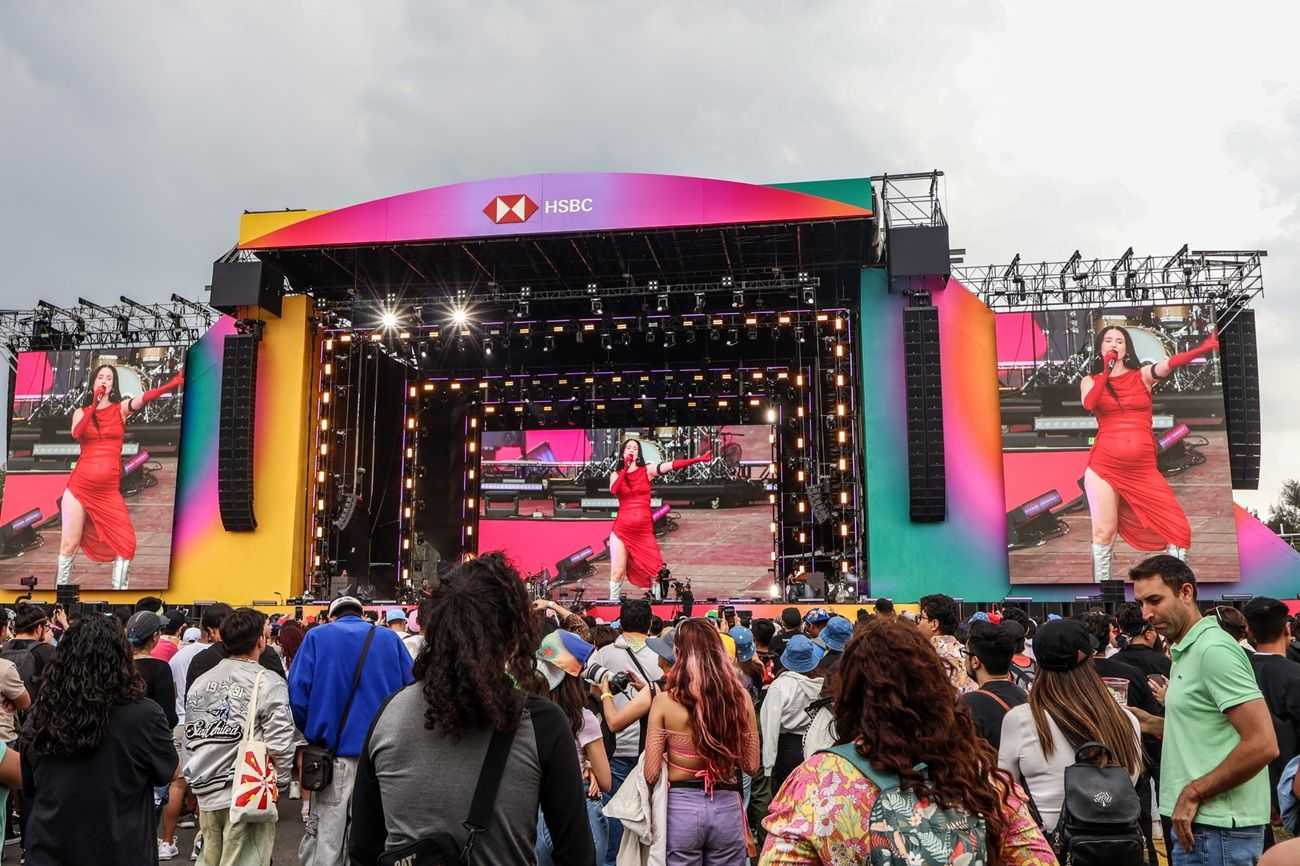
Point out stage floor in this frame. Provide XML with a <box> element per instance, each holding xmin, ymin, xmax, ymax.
<box><xmin>0</xmin><ymin>457</ymin><xmax>179</xmax><ymax>590</ymax></box>
<box><xmin>1007</xmin><ymin>430</ymin><xmax>1239</xmax><ymax>584</ymax></box>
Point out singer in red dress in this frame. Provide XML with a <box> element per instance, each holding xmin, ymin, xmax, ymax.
<box><xmin>1080</xmin><ymin>326</ymin><xmax>1218</xmax><ymax>582</ymax></box>
<box><xmin>58</xmin><ymin>364</ymin><xmax>184</xmax><ymax>590</ymax></box>
<box><xmin>607</xmin><ymin>439</ymin><xmax>711</xmax><ymax>600</ymax></box>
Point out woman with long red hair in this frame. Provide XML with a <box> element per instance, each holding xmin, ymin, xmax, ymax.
<box><xmin>644</xmin><ymin>618</ymin><xmax>759</xmax><ymax>864</ymax></box>
<box><xmin>59</xmin><ymin>363</ymin><xmax>183</xmax><ymax>589</ymax></box>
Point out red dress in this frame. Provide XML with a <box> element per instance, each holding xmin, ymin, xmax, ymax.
<box><xmin>1087</xmin><ymin>370</ymin><xmax>1191</xmax><ymax>550</ymax></box>
<box><xmin>68</xmin><ymin>404</ymin><xmax>136</xmax><ymax>562</ymax></box>
<box><xmin>611</xmin><ymin>467</ymin><xmax>663</xmax><ymax>588</ymax></box>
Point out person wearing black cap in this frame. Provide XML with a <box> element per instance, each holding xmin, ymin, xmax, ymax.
<box><xmin>959</xmin><ymin>620</ymin><xmax>1027</xmax><ymax>749</ymax></box>
<box><xmin>1243</xmin><ymin>596</ymin><xmax>1300</xmax><ymax>836</ymax></box>
<box><xmin>996</xmin><ymin>617</ymin><xmax>1144</xmax><ymax>834</ymax></box>
<box><xmin>127</xmin><ymin>611</ymin><xmax>178</xmax><ymax>730</ymax></box>
<box><xmin>1114</xmin><ymin>602</ymin><xmax>1172</xmax><ymax>679</ymax></box>
<box><xmin>150</xmin><ymin>610</ymin><xmax>189</xmax><ymax>664</ymax></box>
<box><xmin>3</xmin><ymin>603</ymin><xmax>56</xmax><ymax>700</ymax></box>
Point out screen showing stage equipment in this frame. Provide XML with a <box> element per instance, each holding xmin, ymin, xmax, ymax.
<box><xmin>478</xmin><ymin>425</ymin><xmax>774</xmax><ymax>600</ymax></box>
<box><xmin>995</xmin><ymin>304</ymin><xmax>1239</xmax><ymax>584</ymax></box>
<box><xmin>1</xmin><ymin>347</ymin><xmax>186</xmax><ymax>590</ymax></box>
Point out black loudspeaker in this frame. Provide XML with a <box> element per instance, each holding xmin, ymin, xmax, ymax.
<box><xmin>211</xmin><ymin>260</ymin><xmax>283</xmax><ymax>317</ymax></box>
<box><xmin>903</xmin><ymin>301</ymin><xmax>946</xmax><ymax>522</ymax></box>
<box><xmin>1217</xmin><ymin>310</ymin><xmax>1261</xmax><ymax>490</ymax></box>
<box><xmin>888</xmin><ymin>224</ymin><xmax>952</xmax><ymax>279</ymax></box>
<box><xmin>218</xmin><ymin>334</ymin><xmax>259</xmax><ymax>531</ymax></box>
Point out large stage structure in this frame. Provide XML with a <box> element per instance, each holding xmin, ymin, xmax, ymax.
<box><xmin>1</xmin><ymin>171</ymin><xmax>1297</xmax><ymax>616</ymax></box>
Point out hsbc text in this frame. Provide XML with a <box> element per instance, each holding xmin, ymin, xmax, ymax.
<box><xmin>544</xmin><ymin>198</ymin><xmax>594</xmax><ymax>214</ymax></box>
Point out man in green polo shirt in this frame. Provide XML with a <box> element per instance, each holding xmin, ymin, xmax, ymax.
<box><xmin>1131</xmin><ymin>555</ymin><xmax>1279</xmax><ymax>866</ymax></box>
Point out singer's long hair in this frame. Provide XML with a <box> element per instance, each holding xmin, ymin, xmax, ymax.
<box><xmin>1087</xmin><ymin>326</ymin><xmax>1143</xmax><ymax>407</ymax></box>
<box><xmin>663</xmin><ymin>618</ymin><xmax>754</xmax><ymax>783</ymax></box>
<box><xmin>86</xmin><ymin>364</ymin><xmax>123</xmax><ymax>431</ymax></box>
<box><xmin>619</xmin><ymin>438</ymin><xmax>647</xmax><ymax>468</ymax></box>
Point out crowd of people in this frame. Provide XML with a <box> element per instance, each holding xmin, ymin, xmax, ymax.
<box><xmin>0</xmin><ymin>552</ymin><xmax>1295</xmax><ymax>866</ymax></box>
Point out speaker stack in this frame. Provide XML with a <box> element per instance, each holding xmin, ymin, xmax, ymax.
<box><xmin>1217</xmin><ymin>310</ymin><xmax>1261</xmax><ymax>490</ymax></box>
<box><xmin>218</xmin><ymin>332</ymin><xmax>260</xmax><ymax>531</ymax></box>
<box><xmin>903</xmin><ymin>297</ymin><xmax>946</xmax><ymax>522</ymax></box>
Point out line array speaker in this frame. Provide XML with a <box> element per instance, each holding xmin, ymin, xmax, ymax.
<box><xmin>1217</xmin><ymin>309</ymin><xmax>1261</xmax><ymax>490</ymax></box>
<box><xmin>218</xmin><ymin>333</ymin><xmax>259</xmax><ymax>531</ymax></box>
<box><xmin>903</xmin><ymin>300</ymin><xmax>946</xmax><ymax>522</ymax></box>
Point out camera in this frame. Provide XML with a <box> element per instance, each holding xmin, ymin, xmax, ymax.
<box><xmin>582</xmin><ymin>661</ymin><xmax>632</xmax><ymax>695</ymax></box>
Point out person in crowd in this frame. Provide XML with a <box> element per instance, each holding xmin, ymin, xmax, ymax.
<box><xmin>1131</xmin><ymin>555</ymin><xmax>1278</xmax><ymax>866</ymax></box>
<box><xmin>812</xmin><ymin>616</ymin><xmax>852</xmax><ymax>671</ymax></box>
<box><xmin>996</xmin><ymin>617</ymin><xmax>1144</xmax><ymax>833</ymax></box>
<box><xmin>918</xmin><ymin>593</ymin><xmax>975</xmax><ymax>695</ymax></box>
<box><xmin>1115</xmin><ymin>601</ymin><xmax>1172</xmax><ymax>677</ymax></box>
<box><xmin>589</xmin><ymin>624</ymin><xmax>617</xmax><ymax>650</ymax></box>
<box><xmin>534</xmin><ymin>598</ymin><xmax>592</xmax><ymax>641</ymax></box>
<box><xmin>1242</xmin><ymin>596</ymin><xmax>1300</xmax><ymax>845</ymax></box>
<box><xmin>1000</xmin><ymin>607</ymin><xmax>1038</xmax><ymax>679</ymax></box>
<box><xmin>350</xmin><ymin>553</ymin><xmax>594</xmax><ymax>866</ymax></box>
<box><xmin>752</xmin><ymin>618</ymin><xmax>777</xmax><ymax>685</ymax></box>
<box><xmin>800</xmin><ymin>609</ymin><xmax>830</xmax><ymax>643</ymax></box>
<box><xmin>588</xmin><ymin>597</ymin><xmax>663</xmax><ymax>865</ymax></box>
<box><xmin>533</xmin><ymin>628</ymin><xmax>611</xmax><ymax>865</ymax></box>
<box><xmin>763</xmin><ymin>617</ymin><xmax>1053</xmax><ymax>865</ymax></box>
<box><xmin>643</xmin><ymin>619</ymin><xmax>759</xmax><ymax>864</ymax></box>
<box><xmin>185</xmin><ymin>605</ymin><xmax>285</xmax><ymax>694</ymax></box>
<box><xmin>184</xmin><ymin>608</ymin><xmax>297</xmax><ymax>866</ymax></box>
<box><xmin>872</xmin><ymin>597</ymin><xmax>895</xmax><ymax>621</ymax></box>
<box><xmin>960</xmin><ymin>620</ymin><xmax>1027</xmax><ymax>749</ymax></box>
<box><xmin>730</xmin><ymin>626</ymin><xmax>764</xmax><ymax>701</ymax></box>
<box><xmin>5</xmin><ymin>603</ymin><xmax>57</xmax><ymax>700</ymax></box>
<box><xmin>277</xmin><ymin>618</ymin><xmax>304</xmax><ymax>669</ymax></box>
<box><xmin>20</xmin><ymin>613</ymin><xmax>175</xmax><ymax>866</ymax></box>
<box><xmin>760</xmin><ymin>634</ymin><xmax>824</xmax><ymax>794</ymax></box>
<box><xmin>777</xmin><ymin>608</ymin><xmax>801</xmax><ymax>642</ymax></box>
<box><xmin>1209</xmin><ymin>605</ymin><xmax>1252</xmax><ymax>649</ymax></box>
<box><xmin>127</xmin><ymin>611</ymin><xmax>179</xmax><ymax>730</ymax></box>
<box><xmin>290</xmin><ymin>594</ymin><xmax>413</xmax><ymax>866</ymax></box>
<box><xmin>1082</xmin><ymin>609</ymin><xmax>1162</xmax><ymax>714</ymax></box>
<box><xmin>149</xmin><ymin>611</ymin><xmax>188</xmax><ymax>663</ymax></box>
<box><xmin>383</xmin><ymin>606</ymin><xmax>408</xmax><ymax>638</ymax></box>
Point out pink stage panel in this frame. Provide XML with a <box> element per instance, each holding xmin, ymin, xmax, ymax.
<box><xmin>1002</xmin><ymin>450</ymin><xmax>1090</xmax><ymax>511</ymax></box>
<box><xmin>479</xmin><ymin>517</ymin><xmax>612</xmax><ymax>577</ymax></box>
<box><xmin>995</xmin><ymin>313</ymin><xmax>1048</xmax><ymax>364</ymax></box>
<box><xmin>0</xmin><ymin>473</ymin><xmax>69</xmax><ymax>524</ymax></box>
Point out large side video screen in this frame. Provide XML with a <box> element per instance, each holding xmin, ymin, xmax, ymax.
<box><xmin>997</xmin><ymin>305</ymin><xmax>1239</xmax><ymax>584</ymax></box>
<box><xmin>2</xmin><ymin>347</ymin><xmax>186</xmax><ymax>590</ymax></box>
<box><xmin>478</xmin><ymin>425</ymin><xmax>774</xmax><ymax>599</ymax></box>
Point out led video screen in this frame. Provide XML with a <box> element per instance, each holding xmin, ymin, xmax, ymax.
<box><xmin>2</xmin><ymin>347</ymin><xmax>186</xmax><ymax>590</ymax></box>
<box><xmin>478</xmin><ymin>425</ymin><xmax>774</xmax><ymax>599</ymax></box>
<box><xmin>997</xmin><ymin>304</ymin><xmax>1239</xmax><ymax>583</ymax></box>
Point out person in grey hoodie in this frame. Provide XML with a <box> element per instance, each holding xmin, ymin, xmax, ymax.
<box><xmin>184</xmin><ymin>608</ymin><xmax>298</xmax><ymax>866</ymax></box>
<box><xmin>759</xmin><ymin>634</ymin><xmax>825</xmax><ymax>794</ymax></box>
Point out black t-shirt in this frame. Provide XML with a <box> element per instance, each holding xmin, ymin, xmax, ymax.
<box><xmin>1115</xmin><ymin>643</ymin><xmax>1172</xmax><ymax>678</ymax></box>
<box><xmin>135</xmin><ymin>657</ymin><xmax>178</xmax><ymax>729</ymax></box>
<box><xmin>4</xmin><ymin>639</ymin><xmax>57</xmax><ymax>698</ymax></box>
<box><xmin>1092</xmin><ymin>655</ymin><xmax>1162</xmax><ymax>769</ymax></box>
<box><xmin>1247</xmin><ymin>652</ymin><xmax>1300</xmax><ymax>809</ymax></box>
<box><xmin>185</xmin><ymin>641</ymin><xmax>285</xmax><ymax>696</ymax></box>
<box><xmin>959</xmin><ymin>680</ymin><xmax>1027</xmax><ymax>749</ymax></box>
<box><xmin>21</xmin><ymin>698</ymin><xmax>176</xmax><ymax>866</ymax></box>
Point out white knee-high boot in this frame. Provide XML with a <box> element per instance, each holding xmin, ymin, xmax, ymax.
<box><xmin>1165</xmin><ymin>545</ymin><xmax>1188</xmax><ymax>561</ymax></box>
<box><xmin>609</xmin><ymin>578</ymin><xmax>623</xmax><ymax>601</ymax></box>
<box><xmin>1092</xmin><ymin>543</ymin><xmax>1114</xmax><ymax>583</ymax></box>
<box><xmin>56</xmin><ymin>554</ymin><xmax>74</xmax><ymax>586</ymax></box>
<box><xmin>111</xmin><ymin>557</ymin><xmax>131</xmax><ymax>591</ymax></box>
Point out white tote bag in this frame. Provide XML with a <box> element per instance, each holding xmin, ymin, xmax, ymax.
<box><xmin>228</xmin><ymin>672</ymin><xmax>280</xmax><ymax>824</ymax></box>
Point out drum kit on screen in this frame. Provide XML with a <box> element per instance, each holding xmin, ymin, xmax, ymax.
<box><xmin>19</xmin><ymin>347</ymin><xmax>185</xmax><ymax>425</ymax></box>
<box><xmin>572</xmin><ymin>426</ymin><xmax>745</xmax><ymax>483</ymax></box>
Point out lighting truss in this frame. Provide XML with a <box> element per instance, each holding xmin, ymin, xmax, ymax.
<box><xmin>955</xmin><ymin>246</ymin><xmax>1265</xmax><ymax>328</ymax></box>
<box><xmin>0</xmin><ymin>297</ymin><xmax>218</xmax><ymax>354</ymax></box>
<box><xmin>872</xmin><ymin>170</ymin><xmax>947</xmax><ymax>230</ymax></box>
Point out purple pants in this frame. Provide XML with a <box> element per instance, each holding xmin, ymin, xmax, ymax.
<box><xmin>665</xmin><ymin>786</ymin><xmax>748</xmax><ymax>866</ymax></box>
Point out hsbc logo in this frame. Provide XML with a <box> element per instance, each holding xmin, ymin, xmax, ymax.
<box><xmin>483</xmin><ymin>194</ymin><xmax>538</xmax><ymax>224</ymax></box>
<box><xmin>482</xmin><ymin>194</ymin><xmax>595</xmax><ymax>224</ymax></box>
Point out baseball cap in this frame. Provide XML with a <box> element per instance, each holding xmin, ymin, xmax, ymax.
<box><xmin>126</xmin><ymin>611</ymin><xmax>163</xmax><ymax>647</ymax></box>
<box><xmin>729</xmin><ymin>626</ymin><xmax>755</xmax><ymax>662</ymax></box>
<box><xmin>1033</xmin><ymin>619</ymin><xmax>1093</xmax><ymax>672</ymax></box>
<box><xmin>384</xmin><ymin>607</ymin><xmax>407</xmax><ymax>624</ymax></box>
<box><xmin>163</xmin><ymin>609</ymin><xmax>188</xmax><ymax>636</ymax></box>
<box><xmin>719</xmin><ymin>632</ymin><xmax>736</xmax><ymax>659</ymax></box>
<box><xmin>535</xmin><ymin>629</ymin><xmax>595</xmax><ymax>690</ymax></box>
<box><xmin>1243</xmin><ymin>596</ymin><xmax>1287</xmax><ymax>621</ymax></box>
<box><xmin>646</xmin><ymin>632</ymin><xmax>676</xmax><ymax>665</ymax></box>
<box><xmin>780</xmin><ymin>634</ymin><xmax>825</xmax><ymax>674</ymax></box>
<box><xmin>803</xmin><ymin>608</ymin><xmax>832</xmax><ymax>626</ymax></box>
<box><xmin>182</xmin><ymin>627</ymin><xmax>201</xmax><ymax>643</ymax></box>
<box><xmin>328</xmin><ymin>596</ymin><xmax>364</xmax><ymax>618</ymax></box>
<box><xmin>817</xmin><ymin>616</ymin><xmax>853</xmax><ymax>653</ymax></box>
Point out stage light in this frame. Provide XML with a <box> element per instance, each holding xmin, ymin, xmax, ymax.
<box><xmin>731</xmin><ymin>291</ymin><xmax>744</xmax><ymax>308</ymax></box>
<box><xmin>591</xmin><ymin>298</ymin><xmax>603</xmax><ymax>315</ymax></box>
<box><xmin>770</xmin><ymin>326</ymin><xmax>781</xmax><ymax>341</ymax></box>
<box><xmin>721</xmin><ymin>275</ymin><xmax>734</xmax><ymax>287</ymax></box>
<box><xmin>747</xmin><ymin>325</ymin><xmax>758</xmax><ymax>341</ymax></box>
<box><xmin>726</xmin><ymin>328</ymin><xmax>739</xmax><ymax>346</ymax></box>
<box><xmin>543</xmin><ymin>336</ymin><xmax>555</xmax><ymax>352</ymax></box>
<box><xmin>518</xmin><ymin>300</ymin><xmax>529</xmax><ymax>317</ymax></box>
<box><xmin>645</xmin><ymin>329</ymin><xmax>656</xmax><ymax>345</ymax></box>
<box><xmin>765</xmin><ymin>408</ymin><xmax>776</xmax><ymax>423</ymax></box>
<box><xmin>795</xmin><ymin>326</ymin><xmax>806</xmax><ymax>343</ymax></box>
<box><xmin>694</xmin><ymin>292</ymin><xmax>706</xmax><ymax>311</ymax></box>
<box><xmin>656</xmin><ymin>294</ymin><xmax>669</xmax><ymax>312</ymax></box>
<box><xmin>601</xmin><ymin>334</ymin><xmax>612</xmax><ymax>350</ymax></box>
<box><xmin>664</xmin><ymin>331</ymin><xmax>676</xmax><ymax>348</ymax></box>
<box><xmin>621</xmin><ymin>331</ymin><xmax>632</xmax><ymax>346</ymax></box>
<box><xmin>483</xmin><ymin>338</ymin><xmax>494</xmax><ymax>356</ymax></box>
<box><xmin>452</xmin><ymin>307</ymin><xmax>468</xmax><ymax>326</ymax></box>
<box><xmin>802</xmin><ymin>287</ymin><xmax>816</xmax><ymax>305</ymax></box>
<box><xmin>768</xmin><ymin>583</ymin><xmax>780</xmax><ymax>598</ymax></box>
<box><xmin>380</xmin><ymin>309</ymin><xmax>400</xmax><ymax>330</ymax></box>
<box><xmin>685</xmin><ymin>329</ymin><xmax>696</xmax><ymax>344</ymax></box>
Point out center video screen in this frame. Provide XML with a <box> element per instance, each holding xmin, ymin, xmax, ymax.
<box><xmin>996</xmin><ymin>304</ymin><xmax>1239</xmax><ymax>584</ymax></box>
<box><xmin>478</xmin><ymin>425</ymin><xmax>774</xmax><ymax>599</ymax></box>
<box><xmin>1</xmin><ymin>347</ymin><xmax>186</xmax><ymax>590</ymax></box>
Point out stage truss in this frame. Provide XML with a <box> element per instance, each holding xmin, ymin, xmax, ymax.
<box><xmin>0</xmin><ymin>297</ymin><xmax>218</xmax><ymax>355</ymax></box>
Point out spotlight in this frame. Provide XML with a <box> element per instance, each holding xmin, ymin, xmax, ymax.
<box><xmin>747</xmin><ymin>325</ymin><xmax>758</xmax><ymax>341</ymax></box>
<box><xmin>664</xmin><ymin>331</ymin><xmax>677</xmax><ymax>348</ymax></box>
<box><xmin>600</xmin><ymin>333</ymin><xmax>613</xmax><ymax>350</ymax></box>
<box><xmin>645</xmin><ymin>329</ymin><xmax>656</xmax><ymax>345</ymax></box>
<box><xmin>518</xmin><ymin>300</ymin><xmax>529</xmax><ymax>317</ymax></box>
<box><xmin>483</xmin><ymin>338</ymin><xmax>494</xmax><ymax>356</ymax></box>
<box><xmin>591</xmin><ymin>298</ymin><xmax>604</xmax><ymax>315</ymax></box>
<box><xmin>795</xmin><ymin>326</ymin><xmax>806</xmax><ymax>343</ymax></box>
<box><xmin>685</xmin><ymin>329</ymin><xmax>696</xmax><ymax>344</ymax></box>
<box><xmin>802</xmin><ymin>287</ymin><xmax>816</xmax><ymax>305</ymax></box>
<box><xmin>621</xmin><ymin>331</ymin><xmax>632</xmax><ymax>346</ymax></box>
<box><xmin>721</xmin><ymin>275</ymin><xmax>734</xmax><ymax>288</ymax></box>
<box><xmin>380</xmin><ymin>310</ymin><xmax>400</xmax><ymax>330</ymax></box>
<box><xmin>726</xmin><ymin>328</ymin><xmax>740</xmax><ymax>347</ymax></box>
<box><xmin>656</xmin><ymin>294</ymin><xmax>669</xmax><ymax>313</ymax></box>
<box><xmin>770</xmin><ymin>326</ymin><xmax>781</xmax><ymax>341</ymax></box>
<box><xmin>694</xmin><ymin>292</ymin><xmax>706</xmax><ymax>311</ymax></box>
<box><xmin>575</xmin><ymin>327</ymin><xmax>584</xmax><ymax>344</ymax></box>
<box><xmin>731</xmin><ymin>291</ymin><xmax>744</xmax><ymax>308</ymax></box>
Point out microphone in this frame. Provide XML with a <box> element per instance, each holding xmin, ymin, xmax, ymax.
<box><xmin>1105</xmin><ymin>351</ymin><xmax>1119</xmax><ymax>371</ymax></box>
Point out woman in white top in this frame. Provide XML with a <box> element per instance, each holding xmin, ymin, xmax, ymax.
<box><xmin>997</xmin><ymin>618</ymin><xmax>1144</xmax><ymax>832</ymax></box>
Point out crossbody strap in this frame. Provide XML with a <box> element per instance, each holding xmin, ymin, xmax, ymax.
<box><xmin>330</xmin><ymin>625</ymin><xmax>378</xmax><ymax>755</ymax></box>
<box><xmin>461</xmin><ymin>712</ymin><xmax>520</xmax><ymax>862</ymax></box>
<box><xmin>622</xmin><ymin>646</ymin><xmax>656</xmax><ymax>751</ymax></box>
<box><xmin>971</xmin><ymin>686</ymin><xmax>1012</xmax><ymax>713</ymax></box>
<box><xmin>241</xmin><ymin>671</ymin><xmax>265</xmax><ymax>744</ymax></box>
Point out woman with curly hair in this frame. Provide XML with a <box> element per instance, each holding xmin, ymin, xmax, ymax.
<box><xmin>761</xmin><ymin>618</ymin><xmax>1054</xmax><ymax>866</ymax></box>
<box><xmin>20</xmin><ymin>613</ymin><xmax>176</xmax><ymax>866</ymax></box>
<box><xmin>349</xmin><ymin>552</ymin><xmax>595</xmax><ymax>866</ymax></box>
<box><xmin>642</xmin><ymin>618</ymin><xmax>760</xmax><ymax>864</ymax></box>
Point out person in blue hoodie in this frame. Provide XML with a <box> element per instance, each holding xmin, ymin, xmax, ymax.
<box><xmin>289</xmin><ymin>595</ymin><xmax>413</xmax><ymax>866</ymax></box>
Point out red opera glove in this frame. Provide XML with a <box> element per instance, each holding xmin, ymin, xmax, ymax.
<box><xmin>611</xmin><ymin>471</ymin><xmax>629</xmax><ymax>496</ymax></box>
<box><xmin>137</xmin><ymin>370</ymin><xmax>184</xmax><ymax>407</ymax></box>
<box><xmin>1081</xmin><ymin>371</ymin><xmax>1110</xmax><ymax>413</ymax></box>
<box><xmin>670</xmin><ymin>451</ymin><xmax>712</xmax><ymax>471</ymax></box>
<box><xmin>71</xmin><ymin>408</ymin><xmax>94</xmax><ymax>440</ymax></box>
<box><xmin>1167</xmin><ymin>333</ymin><xmax>1218</xmax><ymax>370</ymax></box>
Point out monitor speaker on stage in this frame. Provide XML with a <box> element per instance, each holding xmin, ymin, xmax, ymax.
<box><xmin>1217</xmin><ymin>309</ymin><xmax>1261</xmax><ymax>490</ymax></box>
<box><xmin>210</xmin><ymin>260</ymin><xmax>283</xmax><ymax>318</ymax></box>
<box><xmin>888</xmin><ymin>224</ymin><xmax>952</xmax><ymax>280</ymax></box>
<box><xmin>218</xmin><ymin>333</ymin><xmax>259</xmax><ymax>531</ymax></box>
<box><xmin>903</xmin><ymin>300</ymin><xmax>946</xmax><ymax>522</ymax></box>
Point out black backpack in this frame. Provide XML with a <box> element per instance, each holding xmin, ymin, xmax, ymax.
<box><xmin>0</xmin><ymin>641</ymin><xmax>38</xmax><ymax>698</ymax></box>
<box><xmin>1024</xmin><ymin>741</ymin><xmax>1145</xmax><ymax>866</ymax></box>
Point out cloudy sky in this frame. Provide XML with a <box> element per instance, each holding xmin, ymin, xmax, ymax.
<box><xmin>2</xmin><ymin>1</ymin><xmax>1295</xmax><ymax>514</ymax></box>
